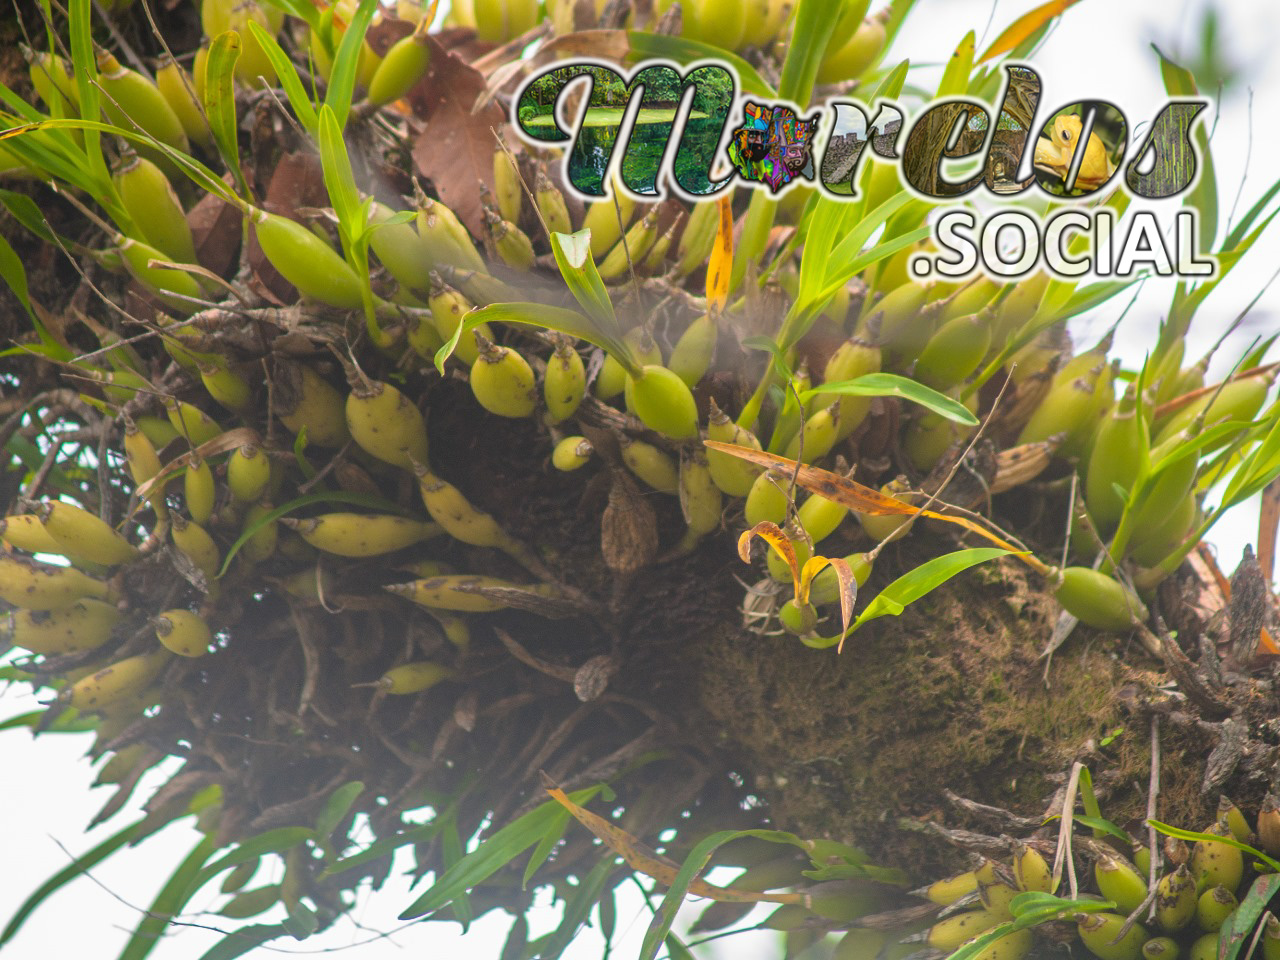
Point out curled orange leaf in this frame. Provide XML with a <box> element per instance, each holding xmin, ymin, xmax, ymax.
<box><xmin>795</xmin><ymin>555</ymin><xmax>859</xmax><ymax>651</ymax></box>
<box><xmin>977</xmin><ymin>0</ymin><xmax>1082</xmax><ymax>63</ymax></box>
<box><xmin>738</xmin><ymin>521</ymin><xmax>801</xmax><ymax>600</ymax></box>
<box><xmin>824</xmin><ymin>557</ymin><xmax>860</xmax><ymax>653</ymax></box>
<box><xmin>543</xmin><ymin>776</ymin><xmax>805</xmax><ymax>905</ymax></box>
<box><xmin>706</xmin><ymin>441</ymin><xmax>1049</xmax><ymax>576</ymax></box>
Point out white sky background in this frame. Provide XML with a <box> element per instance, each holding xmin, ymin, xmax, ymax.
<box><xmin>1</xmin><ymin>1</ymin><xmax>1279</xmax><ymax>958</ymax></box>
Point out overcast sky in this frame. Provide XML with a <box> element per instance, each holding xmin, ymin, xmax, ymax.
<box><xmin>1</xmin><ymin>2</ymin><xmax>1277</xmax><ymax>958</ymax></box>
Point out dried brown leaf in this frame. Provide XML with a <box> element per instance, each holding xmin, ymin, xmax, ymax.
<box><xmin>705</xmin><ymin>441</ymin><xmax>1046</xmax><ymax>573</ymax></box>
<box><xmin>453</xmin><ymin>690</ymin><xmax>478</xmax><ymax>733</ymax></box>
<box><xmin>134</xmin><ymin>426</ymin><xmax>260</xmax><ymax>505</ymax></box>
<box><xmin>1259</xmin><ymin>477</ymin><xmax>1280</xmax><ymax>586</ymax></box>
<box><xmin>408</xmin><ymin>36</ymin><xmax>507</xmax><ymax>239</ymax></box>
<box><xmin>601</xmin><ymin>470</ymin><xmax>658</xmax><ymax>574</ymax></box>
<box><xmin>188</xmin><ymin>173</ymin><xmax>242</xmax><ymax>279</ymax></box>
<box><xmin>573</xmin><ymin>654</ymin><xmax>617</xmax><ymax>702</ymax></box>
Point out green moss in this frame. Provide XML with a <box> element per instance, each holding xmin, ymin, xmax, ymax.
<box><xmin>689</xmin><ymin>555</ymin><xmax>1166</xmax><ymax>878</ymax></box>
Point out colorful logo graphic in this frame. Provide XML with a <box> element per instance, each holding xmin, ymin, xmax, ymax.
<box><xmin>726</xmin><ymin>102</ymin><xmax>821</xmax><ymax>193</ymax></box>
<box><xmin>511</xmin><ymin>59</ymin><xmax>1217</xmax><ymax>280</ymax></box>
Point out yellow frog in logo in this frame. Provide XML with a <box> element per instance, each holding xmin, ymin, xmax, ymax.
<box><xmin>1033</xmin><ymin>114</ymin><xmax>1116</xmax><ymax>190</ymax></box>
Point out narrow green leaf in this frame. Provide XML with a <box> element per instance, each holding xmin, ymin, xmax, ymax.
<box><xmin>549</xmin><ymin>230</ymin><xmax>621</xmax><ymax>338</ymax></box>
<box><xmin>797</xmin><ymin>195</ymin><xmax>857</xmax><ymax>307</ymax></box>
<box><xmin>1174</xmin><ymin>211</ymin><xmax>1279</xmax><ymax>335</ymax></box>
<box><xmin>945</xmin><ymin>921</ymin><xmax>1017</xmax><ymax>960</ymax></box>
<box><xmin>824</xmin><ymin>191</ymin><xmax>920</xmax><ymax>286</ymax></box>
<box><xmin>937</xmin><ymin>31</ymin><xmax>976</xmax><ymax>97</ymax></box>
<box><xmin>0</xmin><ymin>96</ymin><xmax>95</xmax><ymax>196</ymax></box>
<box><xmin>291</xmin><ymin>427</ymin><xmax>317</xmax><ymax>481</ymax></box>
<box><xmin>1243</xmin><ymin>336</ymin><xmax>1277</xmax><ymax>371</ymax></box>
<box><xmin>21</xmin><ymin>117</ymin><xmax>243</xmax><ymax>209</ymax></box>
<box><xmin>314</xmin><ymin>781</ymin><xmax>364</xmax><ymax>845</ymax></box>
<box><xmin>1045</xmin><ymin>814</ymin><xmax>1130</xmax><ymax>844</ymax></box>
<box><xmin>801</xmin><ymin>373</ymin><xmax>980</xmax><ymax>425</ymax></box>
<box><xmin>245</xmin><ymin>19</ymin><xmax>318</xmax><ymax>133</ymax></box>
<box><xmin>665</xmin><ymin>932</ymin><xmax>696</xmax><ymax>960</ymax></box>
<box><xmin>741</xmin><ymin>335</ymin><xmax>796</xmax><ymax>381</ymax></box>
<box><xmin>256</xmin><ymin>0</ymin><xmax>320</xmax><ymax>30</ymax></box>
<box><xmin>325</xmin><ymin>0</ymin><xmax>378</xmax><ymax>129</ymax></box>
<box><xmin>782</xmin><ymin>193</ymin><xmax>925</xmax><ymax>351</ymax></box>
<box><xmin>442</xmin><ymin>817</ymin><xmax>474</xmax><ymax>931</ymax></box>
<box><xmin>802</xmin><ymin>862</ymin><xmax>909</xmax><ymax>884</ymax></box>
<box><xmin>67</xmin><ymin>0</ymin><xmax>107</xmax><ymax>189</ymax></box>
<box><xmin>196</xmin><ymin>924</ymin><xmax>289</xmax><ymax>960</ymax></box>
<box><xmin>372</xmin><ymin>210</ymin><xmax>416</xmax><ymax>228</ymax></box>
<box><xmin>1219</xmin><ymin>875</ymin><xmax>1280</xmax><ymax>960</ymax></box>
<box><xmin>853</xmin><ymin>548</ymin><xmax>1012</xmax><ymax>629</ymax></box>
<box><xmin>0</xmin><ymin>189</ymin><xmax>59</xmax><ymax>244</ymax></box>
<box><xmin>522</xmin><ymin>807</ymin><xmax>571</xmax><ymax>890</ymax></box>
<box><xmin>871</xmin><ymin>58</ymin><xmax>911</xmax><ymax>100</ymax></box>
<box><xmin>811</xmin><ymin>225</ymin><xmax>932</xmax><ymax>311</ymax></box>
<box><xmin>1148</xmin><ymin>819</ymin><xmax>1280</xmax><ymax>873</ymax></box>
<box><xmin>282</xmin><ymin>899</ymin><xmax>320</xmax><ymax>939</ymax></box>
<box><xmin>1057</xmin><ymin>278</ymin><xmax>1140</xmax><ymax>318</ymax></box>
<box><xmin>1010</xmin><ymin>894</ymin><xmax>1115</xmax><ymax>931</ymax></box>
<box><xmin>0</xmin><ymin>232</ymin><xmax>67</xmax><ymax>357</ymax></box>
<box><xmin>120</xmin><ymin>834</ymin><xmax>218</xmax><ymax>960</ymax></box>
<box><xmin>624</xmin><ymin>33</ymin><xmax>774</xmax><ymax>97</ymax></box>
<box><xmin>730</xmin><ymin>0</ymin><xmax>840</xmax><ymax>294</ymax></box>
<box><xmin>434</xmin><ymin>302</ymin><xmax>635</xmax><ymax>376</ymax></box>
<box><xmin>204</xmin><ymin>31</ymin><xmax>249</xmax><ymax>200</ymax></box>
<box><xmin>536</xmin><ymin>854</ymin><xmax>618</xmax><ymax>960</ymax></box>
<box><xmin>499</xmin><ymin>915</ymin><xmax>529</xmax><ymax>960</ymax></box>
<box><xmin>1</xmin><ymin>818</ymin><xmax>144</xmax><ymax>945</ymax></box>
<box><xmin>187</xmin><ymin>827</ymin><xmax>315</xmax><ymax>898</ymax></box>
<box><xmin>318</xmin><ymin>105</ymin><xmax>361</xmax><ymax>239</ymax></box>
<box><xmin>322</xmin><ymin>817</ymin><xmax>444</xmax><ymax>878</ymax></box>
<box><xmin>0</xmin><ymin>710</ymin><xmax>43</xmax><ymax>731</ymax></box>
<box><xmin>640</xmin><ymin>830</ymin><xmax>743</xmax><ymax>960</ymax></box>
<box><xmin>1223</xmin><ymin>174</ymin><xmax>1280</xmax><ymax>250</ymax></box>
<box><xmin>1009</xmin><ymin>892</ymin><xmax>1076</xmax><ymax>916</ymax></box>
<box><xmin>398</xmin><ymin>786</ymin><xmax>604</xmax><ymax>920</ymax></box>
<box><xmin>1078</xmin><ymin>765</ymin><xmax>1102</xmax><ymax>825</ymax></box>
<box><xmin>1222</xmin><ymin>415</ymin><xmax>1280</xmax><ymax>508</ymax></box>
<box><xmin>778</xmin><ymin>0</ymin><xmax>841</xmax><ymax>106</ymax></box>
<box><xmin>599</xmin><ymin>888</ymin><xmax>617</xmax><ymax>958</ymax></box>
<box><xmin>218</xmin><ymin>490</ymin><xmax>410</xmax><ymax>576</ymax></box>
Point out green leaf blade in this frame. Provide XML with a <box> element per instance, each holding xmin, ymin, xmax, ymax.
<box><xmin>801</xmin><ymin>373</ymin><xmax>979</xmax><ymax>424</ymax></box>
<box><xmin>245</xmin><ymin>19</ymin><xmax>318</xmax><ymax>133</ymax></box>
<box><xmin>204</xmin><ymin>31</ymin><xmax>249</xmax><ymax>200</ymax></box>
<box><xmin>854</xmin><ymin>548</ymin><xmax>1012</xmax><ymax>630</ymax></box>
<box><xmin>1</xmin><ymin>819</ymin><xmax>145</xmax><ymax>946</ymax></box>
<box><xmin>433</xmin><ymin>302</ymin><xmax>634</xmax><ymax>375</ymax></box>
<box><xmin>324</xmin><ymin>0</ymin><xmax>378</xmax><ymax>129</ymax></box>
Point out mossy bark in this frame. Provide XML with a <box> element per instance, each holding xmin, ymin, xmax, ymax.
<box><xmin>685</xmin><ymin>554</ymin><xmax>1218</xmax><ymax>878</ymax></box>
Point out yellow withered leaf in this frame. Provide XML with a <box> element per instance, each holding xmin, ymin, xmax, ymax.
<box><xmin>738</xmin><ymin>521</ymin><xmax>800</xmax><ymax>601</ymax></box>
<box><xmin>704</xmin><ymin>194</ymin><xmax>734</xmax><ymax>312</ymax></box>
<box><xmin>799</xmin><ymin>555</ymin><xmax>859</xmax><ymax>652</ymax></box>
<box><xmin>542</xmin><ymin>775</ymin><xmax>805</xmax><ymax>905</ymax></box>
<box><xmin>977</xmin><ymin>0</ymin><xmax>1082</xmax><ymax>63</ymax></box>
<box><xmin>705</xmin><ymin>441</ymin><xmax>1048</xmax><ymax>575</ymax></box>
